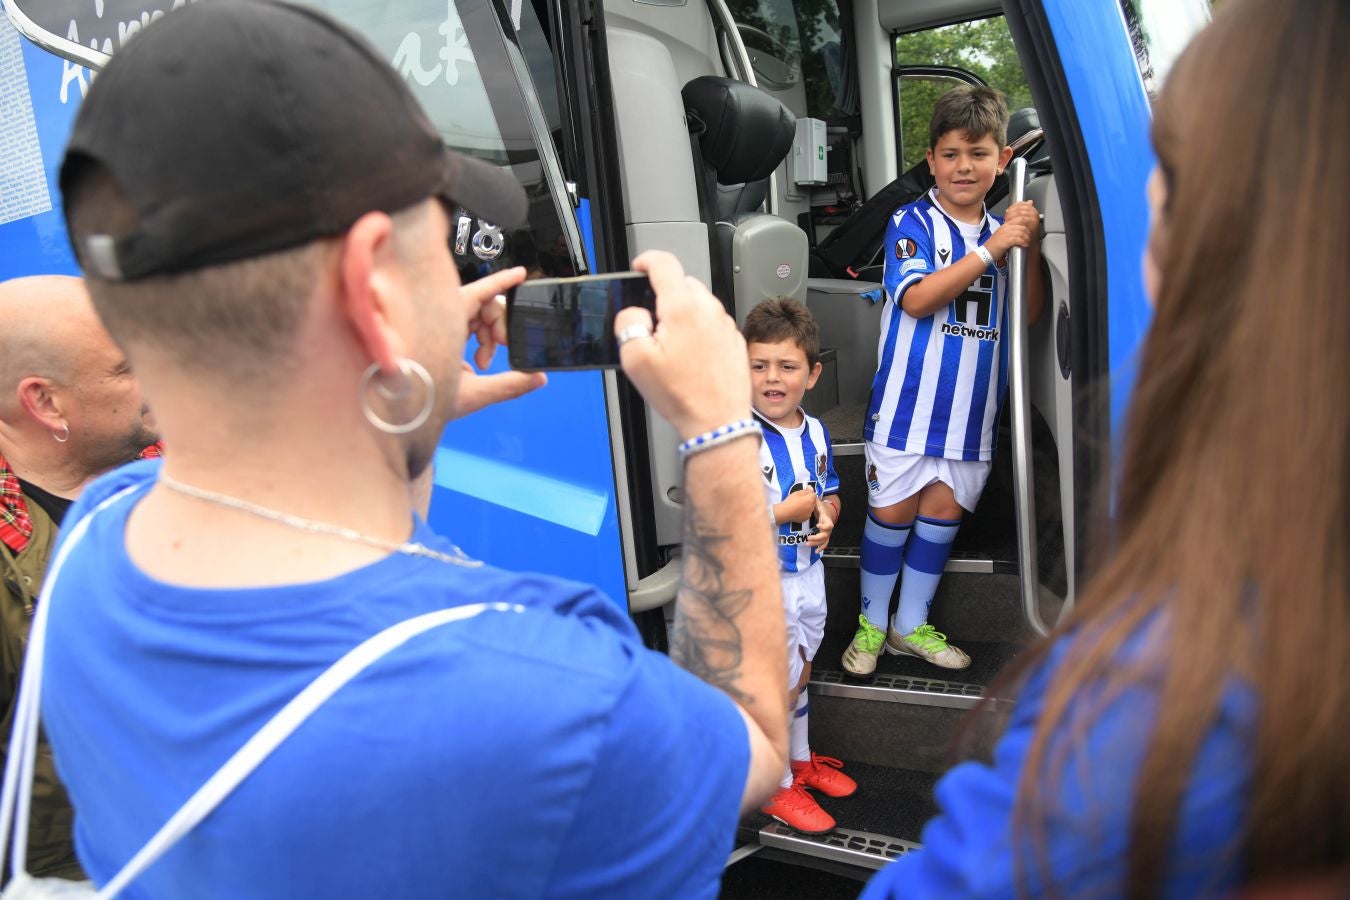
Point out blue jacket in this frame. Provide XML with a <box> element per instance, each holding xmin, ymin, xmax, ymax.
<box><xmin>41</xmin><ymin>461</ymin><xmax>748</xmax><ymax>899</ymax></box>
<box><xmin>863</xmin><ymin>619</ymin><xmax>1252</xmax><ymax>898</ymax></box>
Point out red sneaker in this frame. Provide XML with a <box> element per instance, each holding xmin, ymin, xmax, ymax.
<box><xmin>790</xmin><ymin>754</ymin><xmax>857</xmax><ymax>798</ymax></box>
<box><xmin>760</xmin><ymin>783</ymin><xmax>836</xmax><ymax>834</ymax></box>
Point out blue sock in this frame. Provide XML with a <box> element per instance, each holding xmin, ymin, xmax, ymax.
<box><xmin>893</xmin><ymin>514</ymin><xmax>960</xmax><ymax>634</ymax></box>
<box><xmin>860</xmin><ymin>511</ymin><xmax>912</xmax><ymax>630</ymax></box>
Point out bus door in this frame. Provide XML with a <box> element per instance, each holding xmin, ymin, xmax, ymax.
<box><xmin>561</xmin><ymin>0</ymin><xmax>1213</xmax><ymax>876</ymax></box>
<box><xmin>1</xmin><ymin>0</ymin><xmax>634</xmax><ymax>606</ymax></box>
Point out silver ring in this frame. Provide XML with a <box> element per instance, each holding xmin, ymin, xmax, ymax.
<box><xmin>616</xmin><ymin>324</ymin><xmax>654</xmax><ymax>348</ymax></box>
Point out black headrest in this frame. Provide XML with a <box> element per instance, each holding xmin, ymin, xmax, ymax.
<box><xmin>1008</xmin><ymin>107</ymin><xmax>1040</xmax><ymax>145</ymax></box>
<box><xmin>682</xmin><ymin>76</ymin><xmax>795</xmax><ymax>185</ymax></box>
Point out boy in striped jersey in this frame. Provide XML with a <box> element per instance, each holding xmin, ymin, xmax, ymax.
<box><xmin>843</xmin><ymin>86</ymin><xmax>1044</xmax><ymax>676</ymax></box>
<box><xmin>745</xmin><ymin>298</ymin><xmax>856</xmax><ymax>834</ymax></box>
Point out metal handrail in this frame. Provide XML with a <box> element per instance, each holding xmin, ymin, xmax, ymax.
<box><xmin>1005</xmin><ymin>157</ymin><xmax>1049</xmax><ymax>637</ymax></box>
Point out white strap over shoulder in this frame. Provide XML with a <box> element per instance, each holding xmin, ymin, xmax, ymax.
<box><xmin>0</xmin><ymin>487</ymin><xmax>138</xmax><ymax>886</ymax></box>
<box><xmin>0</xmin><ymin>483</ymin><xmax>521</xmax><ymax>899</ymax></box>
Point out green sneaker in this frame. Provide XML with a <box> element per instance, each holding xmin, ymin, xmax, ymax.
<box><xmin>886</xmin><ymin>623</ymin><xmax>971</xmax><ymax>670</ymax></box>
<box><xmin>841</xmin><ymin>616</ymin><xmax>886</xmax><ymax>676</ymax></box>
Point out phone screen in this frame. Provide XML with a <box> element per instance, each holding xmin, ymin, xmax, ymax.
<box><xmin>506</xmin><ymin>272</ymin><xmax>657</xmax><ymax>371</ymax></box>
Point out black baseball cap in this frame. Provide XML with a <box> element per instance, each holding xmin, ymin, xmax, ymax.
<box><xmin>61</xmin><ymin>0</ymin><xmax>527</xmax><ymax>282</ymax></box>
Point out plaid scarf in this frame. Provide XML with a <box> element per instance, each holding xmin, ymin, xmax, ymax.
<box><xmin>0</xmin><ymin>443</ymin><xmax>163</xmax><ymax>553</ymax></box>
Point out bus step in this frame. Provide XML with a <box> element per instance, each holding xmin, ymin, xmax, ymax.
<box><xmin>756</xmin><ymin>822</ymin><xmax>918</xmax><ymax>871</ymax></box>
<box><xmin>822</xmin><ymin>567</ymin><xmax>1036</xmax><ymax>646</ymax></box>
<box><xmin>811</xmin><ymin>668</ymin><xmax>988</xmax><ymax>710</ymax></box>
<box><xmin>822</xmin><ymin>547</ymin><xmax>1017</xmax><ymax>575</ymax></box>
<box><xmin>811</xmin><ymin>629</ymin><xmax>1021</xmax><ymax>706</ymax></box>
<box><xmin>737</xmin><ymin>759</ymin><xmax>936</xmax><ymax>874</ymax></box>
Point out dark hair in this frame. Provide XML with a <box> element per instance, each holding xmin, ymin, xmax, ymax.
<box><xmin>742</xmin><ymin>297</ymin><xmax>820</xmax><ymax>368</ymax></box>
<box><xmin>929</xmin><ymin>85</ymin><xmax>1009</xmax><ymax>149</ymax></box>
<box><xmin>1014</xmin><ymin>0</ymin><xmax>1349</xmax><ymax>895</ymax></box>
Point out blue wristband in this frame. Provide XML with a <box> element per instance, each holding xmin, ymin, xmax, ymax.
<box><xmin>677</xmin><ymin>418</ymin><xmax>761</xmax><ymax>461</ymax></box>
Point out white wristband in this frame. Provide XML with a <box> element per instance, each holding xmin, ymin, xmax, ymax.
<box><xmin>974</xmin><ymin>244</ymin><xmax>997</xmax><ymax>269</ymax></box>
<box><xmin>677</xmin><ymin>418</ymin><xmax>761</xmax><ymax>461</ymax></box>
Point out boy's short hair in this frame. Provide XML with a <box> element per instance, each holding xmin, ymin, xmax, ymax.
<box><xmin>743</xmin><ymin>297</ymin><xmax>821</xmax><ymax>368</ymax></box>
<box><xmin>929</xmin><ymin>85</ymin><xmax>1009</xmax><ymax>149</ymax></box>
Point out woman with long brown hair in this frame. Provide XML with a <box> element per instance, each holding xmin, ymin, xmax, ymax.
<box><xmin>860</xmin><ymin>0</ymin><xmax>1348</xmax><ymax>895</ymax></box>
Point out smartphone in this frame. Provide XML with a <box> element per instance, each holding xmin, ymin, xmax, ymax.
<box><xmin>506</xmin><ymin>272</ymin><xmax>657</xmax><ymax>371</ymax></box>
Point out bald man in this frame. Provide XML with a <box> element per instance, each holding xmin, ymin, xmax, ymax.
<box><xmin>0</xmin><ymin>275</ymin><xmax>159</xmax><ymax>881</ymax></box>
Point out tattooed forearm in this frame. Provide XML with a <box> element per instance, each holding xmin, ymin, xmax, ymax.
<box><xmin>671</xmin><ymin>498</ymin><xmax>754</xmax><ymax>704</ymax></box>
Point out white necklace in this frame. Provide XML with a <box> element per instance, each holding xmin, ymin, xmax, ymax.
<box><xmin>158</xmin><ymin>472</ymin><xmax>482</xmax><ymax>569</ymax></box>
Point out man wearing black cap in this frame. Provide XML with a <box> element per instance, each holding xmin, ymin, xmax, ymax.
<box><xmin>30</xmin><ymin>1</ymin><xmax>786</xmax><ymax>896</ymax></box>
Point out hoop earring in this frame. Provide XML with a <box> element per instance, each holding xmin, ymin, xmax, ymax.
<box><xmin>360</xmin><ymin>359</ymin><xmax>434</xmax><ymax>435</ymax></box>
<box><xmin>373</xmin><ymin>369</ymin><xmax>411</xmax><ymax>401</ymax></box>
<box><xmin>52</xmin><ymin>424</ymin><xmax>70</xmax><ymax>443</ymax></box>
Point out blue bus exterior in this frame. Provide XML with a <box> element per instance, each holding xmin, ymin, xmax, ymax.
<box><xmin>0</xmin><ymin>6</ymin><xmax>629</xmax><ymax>605</ymax></box>
<box><xmin>1041</xmin><ymin>1</ymin><xmax>1155</xmax><ymax>438</ymax></box>
<box><xmin>0</xmin><ymin>0</ymin><xmax>1176</xmax><ymax>611</ymax></box>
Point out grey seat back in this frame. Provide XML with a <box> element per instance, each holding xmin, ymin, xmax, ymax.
<box><xmin>682</xmin><ymin>76</ymin><xmax>807</xmax><ymax>323</ymax></box>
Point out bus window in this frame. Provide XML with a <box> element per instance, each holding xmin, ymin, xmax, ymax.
<box><xmin>4</xmin><ymin>0</ymin><xmax>588</xmax><ymax>283</ymax></box>
<box><xmin>794</xmin><ymin>0</ymin><xmax>851</xmax><ymax>123</ymax></box>
<box><xmin>725</xmin><ymin>0</ymin><xmax>803</xmax><ymax>89</ymax></box>
<box><xmin>308</xmin><ymin>0</ymin><xmax>587</xmax><ymax>282</ymax></box>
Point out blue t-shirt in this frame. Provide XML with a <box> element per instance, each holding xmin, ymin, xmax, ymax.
<box><xmin>861</xmin><ymin>618</ymin><xmax>1253</xmax><ymax>898</ymax></box>
<box><xmin>41</xmin><ymin>461</ymin><xmax>748</xmax><ymax>899</ymax></box>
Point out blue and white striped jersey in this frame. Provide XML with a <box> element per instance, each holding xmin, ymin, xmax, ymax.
<box><xmin>866</xmin><ymin>187</ymin><xmax>1009</xmax><ymax>461</ymax></box>
<box><xmin>756</xmin><ymin>410</ymin><xmax>840</xmax><ymax>573</ymax></box>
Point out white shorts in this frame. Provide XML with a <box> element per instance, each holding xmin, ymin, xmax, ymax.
<box><xmin>782</xmin><ymin>563</ymin><xmax>826</xmax><ymax>688</ymax></box>
<box><xmin>863</xmin><ymin>442</ymin><xmax>992</xmax><ymax>512</ymax></box>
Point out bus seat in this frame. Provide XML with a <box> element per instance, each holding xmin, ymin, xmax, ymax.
<box><xmin>681</xmin><ymin>76</ymin><xmax>807</xmax><ymax>324</ymax></box>
<box><xmin>805</xmin><ymin>277</ymin><xmax>884</xmax><ymax>407</ymax></box>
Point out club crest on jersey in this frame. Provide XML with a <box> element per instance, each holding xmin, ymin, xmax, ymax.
<box><xmin>895</xmin><ymin>238</ymin><xmax>917</xmax><ymax>260</ymax></box>
<box><xmin>867</xmin><ymin>463</ymin><xmax>880</xmax><ymax>493</ymax></box>
<box><xmin>816</xmin><ymin>454</ymin><xmax>828</xmax><ymax>480</ymax></box>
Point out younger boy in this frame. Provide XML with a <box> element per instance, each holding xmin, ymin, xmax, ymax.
<box><xmin>843</xmin><ymin>85</ymin><xmax>1044</xmax><ymax>676</ymax></box>
<box><xmin>744</xmin><ymin>298</ymin><xmax>856</xmax><ymax>834</ymax></box>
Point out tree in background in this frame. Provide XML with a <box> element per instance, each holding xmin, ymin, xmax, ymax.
<box><xmin>896</xmin><ymin>17</ymin><xmax>1032</xmax><ymax>170</ymax></box>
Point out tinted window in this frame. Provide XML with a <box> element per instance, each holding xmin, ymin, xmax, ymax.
<box><xmin>7</xmin><ymin>0</ymin><xmax>585</xmax><ymax>282</ymax></box>
<box><xmin>310</xmin><ymin>0</ymin><xmax>585</xmax><ymax>281</ymax></box>
<box><xmin>795</xmin><ymin>0</ymin><xmax>851</xmax><ymax>121</ymax></box>
<box><xmin>725</xmin><ymin>0</ymin><xmax>802</xmax><ymax>89</ymax></box>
